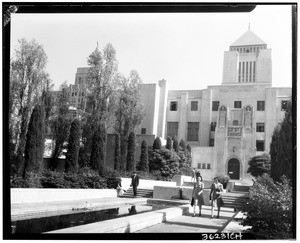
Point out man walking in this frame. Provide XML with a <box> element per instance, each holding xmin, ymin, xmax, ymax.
<box><xmin>130</xmin><ymin>171</ymin><xmax>139</xmax><ymax>197</ymax></box>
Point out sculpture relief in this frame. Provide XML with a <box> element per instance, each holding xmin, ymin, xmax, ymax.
<box><xmin>228</xmin><ymin>127</ymin><xmax>242</xmax><ymax>137</ymax></box>
<box><xmin>219</xmin><ymin>105</ymin><xmax>227</xmax><ymax>129</ymax></box>
<box><xmin>244</xmin><ymin>105</ymin><xmax>253</xmax><ymax>129</ymax></box>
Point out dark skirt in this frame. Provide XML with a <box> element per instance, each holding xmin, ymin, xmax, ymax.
<box><xmin>211</xmin><ymin>196</ymin><xmax>224</xmax><ymax>207</ymax></box>
<box><xmin>196</xmin><ymin>193</ymin><xmax>205</xmax><ymax>206</ymax></box>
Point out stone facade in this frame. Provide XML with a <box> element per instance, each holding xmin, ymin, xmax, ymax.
<box><xmin>70</xmin><ymin>29</ymin><xmax>291</xmax><ymax>183</ymax></box>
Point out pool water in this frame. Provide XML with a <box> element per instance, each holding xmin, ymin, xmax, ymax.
<box><xmin>11</xmin><ymin>203</ymin><xmax>170</xmax><ymax>234</ymax></box>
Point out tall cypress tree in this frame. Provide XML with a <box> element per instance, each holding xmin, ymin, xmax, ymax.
<box><xmin>65</xmin><ymin>119</ymin><xmax>81</xmax><ymax>173</ymax></box>
<box><xmin>138</xmin><ymin>140</ymin><xmax>149</xmax><ymax>172</ymax></box>
<box><xmin>114</xmin><ymin>133</ymin><xmax>121</xmax><ymax>171</ymax></box>
<box><xmin>270</xmin><ymin>101</ymin><xmax>293</xmax><ymax>182</ymax></box>
<box><xmin>173</xmin><ymin>136</ymin><xmax>179</xmax><ymax>152</ymax></box>
<box><xmin>23</xmin><ymin>104</ymin><xmax>45</xmax><ymax>178</ymax></box>
<box><xmin>166</xmin><ymin>136</ymin><xmax>172</xmax><ymax>150</ymax></box>
<box><xmin>90</xmin><ymin>127</ymin><xmax>106</xmax><ymax>175</ymax></box>
<box><xmin>126</xmin><ymin>132</ymin><xmax>135</xmax><ymax>172</ymax></box>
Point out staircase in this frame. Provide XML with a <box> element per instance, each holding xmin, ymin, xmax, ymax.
<box><xmin>122</xmin><ymin>188</ymin><xmax>153</xmax><ymax>198</ymax></box>
<box><xmin>232</xmin><ymin>185</ymin><xmax>250</xmax><ymax>192</ymax></box>
<box><xmin>222</xmin><ymin>192</ymin><xmax>249</xmax><ymax>211</ymax></box>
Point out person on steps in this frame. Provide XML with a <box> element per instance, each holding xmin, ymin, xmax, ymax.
<box><xmin>130</xmin><ymin>171</ymin><xmax>139</xmax><ymax>198</ymax></box>
<box><xmin>191</xmin><ymin>176</ymin><xmax>205</xmax><ymax>217</ymax></box>
<box><xmin>209</xmin><ymin>177</ymin><xmax>224</xmax><ymax>218</ymax></box>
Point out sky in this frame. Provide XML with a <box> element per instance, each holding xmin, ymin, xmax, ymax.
<box><xmin>10</xmin><ymin>4</ymin><xmax>293</xmax><ymax>91</ymax></box>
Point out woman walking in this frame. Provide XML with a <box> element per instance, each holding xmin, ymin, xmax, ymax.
<box><xmin>191</xmin><ymin>176</ymin><xmax>205</xmax><ymax>217</ymax></box>
<box><xmin>209</xmin><ymin>177</ymin><xmax>224</xmax><ymax>218</ymax></box>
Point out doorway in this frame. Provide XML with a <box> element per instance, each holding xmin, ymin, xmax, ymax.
<box><xmin>228</xmin><ymin>158</ymin><xmax>240</xmax><ymax>180</ymax></box>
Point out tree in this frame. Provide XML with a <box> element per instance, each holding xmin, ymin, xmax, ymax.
<box><xmin>270</xmin><ymin>101</ymin><xmax>293</xmax><ymax>182</ymax></box>
<box><xmin>114</xmin><ymin>71</ymin><xmax>145</xmax><ymax>171</ymax></box>
<box><xmin>41</xmin><ymin>79</ymin><xmax>54</xmax><ymax>135</ymax></box>
<box><xmin>90</xmin><ymin>127</ymin><xmax>106</xmax><ymax>175</ymax></box>
<box><xmin>23</xmin><ymin>104</ymin><xmax>45</xmax><ymax>178</ymax></box>
<box><xmin>65</xmin><ymin>119</ymin><xmax>81</xmax><ymax>173</ymax></box>
<box><xmin>186</xmin><ymin>144</ymin><xmax>192</xmax><ymax>167</ymax></box>
<box><xmin>138</xmin><ymin>140</ymin><xmax>149</xmax><ymax>172</ymax></box>
<box><xmin>126</xmin><ymin>132</ymin><xmax>136</xmax><ymax>172</ymax></box>
<box><xmin>247</xmin><ymin>153</ymin><xmax>271</xmax><ymax>178</ymax></box>
<box><xmin>179</xmin><ymin>139</ymin><xmax>186</xmax><ymax>152</ymax></box>
<box><xmin>50</xmin><ymin>82</ymin><xmax>72</xmax><ymax>169</ymax></box>
<box><xmin>166</xmin><ymin>136</ymin><xmax>172</xmax><ymax>150</ymax></box>
<box><xmin>114</xmin><ymin>133</ymin><xmax>121</xmax><ymax>171</ymax></box>
<box><xmin>10</xmin><ymin>38</ymin><xmax>50</xmax><ymax>175</ymax></box>
<box><xmin>153</xmin><ymin>136</ymin><xmax>162</xmax><ymax>150</ymax></box>
<box><xmin>172</xmin><ymin>136</ymin><xmax>179</xmax><ymax>152</ymax></box>
<box><xmin>87</xmin><ymin>43</ymin><xmax>119</xmax><ymax>171</ymax></box>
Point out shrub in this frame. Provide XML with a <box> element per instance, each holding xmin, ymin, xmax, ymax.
<box><xmin>148</xmin><ymin>148</ymin><xmax>180</xmax><ymax>180</ymax></box>
<box><xmin>247</xmin><ymin>153</ymin><xmax>271</xmax><ymax>178</ymax></box>
<box><xmin>242</xmin><ymin>174</ymin><xmax>293</xmax><ymax>239</ymax></box>
<box><xmin>153</xmin><ymin>136</ymin><xmax>162</xmax><ymax>150</ymax></box>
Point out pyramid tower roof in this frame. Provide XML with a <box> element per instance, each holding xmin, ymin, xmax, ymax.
<box><xmin>230</xmin><ymin>29</ymin><xmax>266</xmax><ymax>46</ymax></box>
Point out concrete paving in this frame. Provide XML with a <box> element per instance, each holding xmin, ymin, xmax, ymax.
<box><xmin>136</xmin><ymin>206</ymin><xmax>237</xmax><ymax>233</ymax></box>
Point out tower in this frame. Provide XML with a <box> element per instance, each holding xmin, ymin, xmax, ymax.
<box><xmin>222</xmin><ymin>27</ymin><xmax>272</xmax><ymax>85</ymax></box>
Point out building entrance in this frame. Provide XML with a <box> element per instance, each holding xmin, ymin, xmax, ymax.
<box><xmin>228</xmin><ymin>158</ymin><xmax>240</xmax><ymax>180</ymax></box>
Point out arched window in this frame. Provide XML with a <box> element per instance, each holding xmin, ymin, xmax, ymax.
<box><xmin>233</xmin><ymin>120</ymin><xmax>239</xmax><ymax>126</ymax></box>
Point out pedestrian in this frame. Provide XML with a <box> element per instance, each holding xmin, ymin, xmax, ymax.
<box><xmin>191</xmin><ymin>168</ymin><xmax>196</xmax><ymax>182</ymax></box>
<box><xmin>130</xmin><ymin>171</ymin><xmax>139</xmax><ymax>197</ymax></box>
<box><xmin>209</xmin><ymin>177</ymin><xmax>224</xmax><ymax>218</ymax></box>
<box><xmin>116</xmin><ymin>177</ymin><xmax>124</xmax><ymax>198</ymax></box>
<box><xmin>191</xmin><ymin>176</ymin><xmax>205</xmax><ymax>217</ymax></box>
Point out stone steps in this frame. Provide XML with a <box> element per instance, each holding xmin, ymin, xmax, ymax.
<box><xmin>232</xmin><ymin>185</ymin><xmax>250</xmax><ymax>192</ymax></box>
<box><xmin>122</xmin><ymin>188</ymin><xmax>153</xmax><ymax>198</ymax></box>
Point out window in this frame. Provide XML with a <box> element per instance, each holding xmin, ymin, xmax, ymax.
<box><xmin>256</xmin><ymin>123</ymin><xmax>265</xmax><ymax>132</ymax></box>
<box><xmin>256</xmin><ymin>140</ymin><xmax>265</xmax><ymax>151</ymax></box>
<box><xmin>257</xmin><ymin>101</ymin><xmax>265</xmax><ymax>111</ymax></box>
<box><xmin>209</xmin><ymin>139</ymin><xmax>214</xmax><ymax>147</ymax></box>
<box><xmin>197</xmin><ymin>163</ymin><xmax>201</xmax><ymax>169</ymax></box>
<box><xmin>141</xmin><ymin>128</ymin><xmax>146</xmax><ymax>134</ymax></box>
<box><xmin>234</xmin><ymin>101</ymin><xmax>242</xmax><ymax>108</ymax></box>
<box><xmin>207</xmin><ymin>163</ymin><xmax>211</xmax><ymax>170</ymax></box>
<box><xmin>167</xmin><ymin>122</ymin><xmax>178</xmax><ymax>138</ymax></box>
<box><xmin>233</xmin><ymin>120</ymin><xmax>239</xmax><ymax>126</ymax></box>
<box><xmin>202</xmin><ymin>163</ymin><xmax>206</xmax><ymax>169</ymax></box>
<box><xmin>212</xmin><ymin>101</ymin><xmax>219</xmax><ymax>111</ymax></box>
<box><xmin>170</xmin><ymin>101</ymin><xmax>178</xmax><ymax>111</ymax></box>
<box><xmin>72</xmin><ymin>92</ymin><xmax>74</xmax><ymax>96</ymax></box>
<box><xmin>191</xmin><ymin>101</ymin><xmax>198</xmax><ymax>111</ymax></box>
<box><xmin>187</xmin><ymin>122</ymin><xmax>199</xmax><ymax>141</ymax></box>
<box><xmin>210</xmin><ymin>122</ymin><xmax>217</xmax><ymax>131</ymax></box>
<box><xmin>281</xmin><ymin>100</ymin><xmax>289</xmax><ymax>111</ymax></box>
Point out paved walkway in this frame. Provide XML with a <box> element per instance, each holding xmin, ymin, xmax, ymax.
<box><xmin>136</xmin><ymin>205</ymin><xmax>237</xmax><ymax>233</ymax></box>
